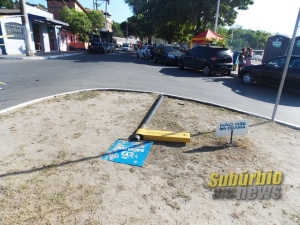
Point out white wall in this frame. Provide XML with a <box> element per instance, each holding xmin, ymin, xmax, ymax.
<box><xmin>0</xmin><ymin>17</ymin><xmax>27</xmax><ymax>55</ymax></box>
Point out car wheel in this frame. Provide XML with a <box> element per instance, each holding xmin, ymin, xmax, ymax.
<box><xmin>203</xmin><ymin>65</ymin><xmax>212</xmax><ymax>75</ymax></box>
<box><xmin>154</xmin><ymin>56</ymin><xmax>157</xmax><ymax>63</ymax></box>
<box><xmin>179</xmin><ymin>60</ymin><xmax>185</xmax><ymax>70</ymax></box>
<box><xmin>242</xmin><ymin>72</ymin><xmax>254</xmax><ymax>84</ymax></box>
<box><xmin>163</xmin><ymin>58</ymin><xmax>168</xmax><ymax>65</ymax></box>
<box><xmin>137</xmin><ymin>53</ymin><xmax>139</xmax><ymax>58</ymax></box>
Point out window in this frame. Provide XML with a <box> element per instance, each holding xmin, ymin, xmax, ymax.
<box><xmin>289</xmin><ymin>59</ymin><xmax>300</xmax><ymax>69</ymax></box>
<box><xmin>267</xmin><ymin>58</ymin><xmax>286</xmax><ymax>68</ymax></box>
<box><xmin>188</xmin><ymin>47</ymin><xmax>199</xmax><ymax>56</ymax></box>
<box><xmin>4</xmin><ymin>22</ymin><xmax>24</xmax><ymax>40</ymax></box>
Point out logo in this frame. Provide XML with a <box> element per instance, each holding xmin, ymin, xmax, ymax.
<box><xmin>208</xmin><ymin>170</ymin><xmax>283</xmax><ymax>200</ymax></box>
<box><xmin>272</xmin><ymin>39</ymin><xmax>282</xmax><ymax>48</ymax></box>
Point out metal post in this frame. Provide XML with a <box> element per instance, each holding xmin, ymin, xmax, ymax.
<box><xmin>271</xmin><ymin>8</ymin><xmax>300</xmax><ymax>121</ymax></box>
<box><xmin>214</xmin><ymin>0</ymin><xmax>220</xmax><ymax>33</ymax></box>
<box><xmin>126</xmin><ymin>20</ymin><xmax>128</xmax><ymax>43</ymax></box>
<box><xmin>20</xmin><ymin>0</ymin><xmax>34</xmax><ymax>56</ymax></box>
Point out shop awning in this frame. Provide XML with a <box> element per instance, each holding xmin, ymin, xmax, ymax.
<box><xmin>28</xmin><ymin>14</ymin><xmax>68</xmax><ymax>26</ymax></box>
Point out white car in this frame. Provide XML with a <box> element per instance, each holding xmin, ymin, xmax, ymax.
<box><xmin>137</xmin><ymin>45</ymin><xmax>155</xmax><ymax>59</ymax></box>
<box><xmin>121</xmin><ymin>43</ymin><xmax>130</xmax><ymax>51</ymax></box>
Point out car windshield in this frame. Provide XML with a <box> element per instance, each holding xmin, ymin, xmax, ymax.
<box><xmin>123</xmin><ymin>44</ymin><xmax>129</xmax><ymax>47</ymax></box>
<box><xmin>164</xmin><ymin>46</ymin><xmax>181</xmax><ymax>52</ymax></box>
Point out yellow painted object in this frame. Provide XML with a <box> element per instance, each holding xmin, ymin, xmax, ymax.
<box><xmin>136</xmin><ymin>129</ymin><xmax>190</xmax><ymax>143</ymax></box>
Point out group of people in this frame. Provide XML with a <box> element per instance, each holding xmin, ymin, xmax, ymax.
<box><xmin>238</xmin><ymin>47</ymin><xmax>254</xmax><ymax>76</ymax></box>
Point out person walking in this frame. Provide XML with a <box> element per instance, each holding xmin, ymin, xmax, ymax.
<box><xmin>238</xmin><ymin>47</ymin><xmax>246</xmax><ymax>77</ymax></box>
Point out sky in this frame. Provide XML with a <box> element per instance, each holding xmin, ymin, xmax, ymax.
<box><xmin>31</xmin><ymin>0</ymin><xmax>299</xmax><ymax>36</ymax></box>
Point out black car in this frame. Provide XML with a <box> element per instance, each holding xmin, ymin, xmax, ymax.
<box><xmin>178</xmin><ymin>45</ymin><xmax>233</xmax><ymax>76</ymax></box>
<box><xmin>240</xmin><ymin>55</ymin><xmax>300</xmax><ymax>90</ymax></box>
<box><xmin>89</xmin><ymin>42</ymin><xmax>105</xmax><ymax>54</ymax></box>
<box><xmin>154</xmin><ymin>44</ymin><xmax>184</xmax><ymax>65</ymax></box>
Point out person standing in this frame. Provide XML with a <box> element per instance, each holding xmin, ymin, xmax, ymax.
<box><xmin>245</xmin><ymin>47</ymin><xmax>253</xmax><ymax>66</ymax></box>
<box><xmin>238</xmin><ymin>47</ymin><xmax>246</xmax><ymax>77</ymax></box>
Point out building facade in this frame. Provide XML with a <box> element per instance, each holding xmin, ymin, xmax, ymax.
<box><xmin>0</xmin><ymin>5</ymin><xmax>68</xmax><ymax>55</ymax></box>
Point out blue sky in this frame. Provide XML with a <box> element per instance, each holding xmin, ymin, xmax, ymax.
<box><xmin>31</xmin><ymin>0</ymin><xmax>299</xmax><ymax>36</ymax></box>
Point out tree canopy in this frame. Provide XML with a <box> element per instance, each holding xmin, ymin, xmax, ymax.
<box><xmin>60</xmin><ymin>7</ymin><xmax>104</xmax><ymax>42</ymax></box>
<box><xmin>124</xmin><ymin>0</ymin><xmax>255</xmax><ymax>43</ymax></box>
<box><xmin>112</xmin><ymin>21</ymin><xmax>124</xmax><ymax>37</ymax></box>
<box><xmin>0</xmin><ymin>0</ymin><xmax>15</xmax><ymax>8</ymax></box>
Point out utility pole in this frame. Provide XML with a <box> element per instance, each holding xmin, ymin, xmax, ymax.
<box><xmin>20</xmin><ymin>0</ymin><xmax>34</xmax><ymax>56</ymax></box>
<box><xmin>214</xmin><ymin>0</ymin><xmax>220</xmax><ymax>33</ymax></box>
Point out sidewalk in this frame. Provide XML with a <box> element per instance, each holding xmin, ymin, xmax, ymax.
<box><xmin>0</xmin><ymin>51</ymin><xmax>85</xmax><ymax>60</ymax></box>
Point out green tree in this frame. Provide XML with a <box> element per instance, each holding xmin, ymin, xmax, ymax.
<box><xmin>60</xmin><ymin>7</ymin><xmax>105</xmax><ymax>42</ymax></box>
<box><xmin>124</xmin><ymin>0</ymin><xmax>255</xmax><ymax>42</ymax></box>
<box><xmin>37</xmin><ymin>3</ymin><xmax>47</xmax><ymax>10</ymax></box>
<box><xmin>60</xmin><ymin>7</ymin><xmax>92</xmax><ymax>42</ymax></box>
<box><xmin>0</xmin><ymin>0</ymin><xmax>15</xmax><ymax>8</ymax></box>
<box><xmin>112</xmin><ymin>21</ymin><xmax>124</xmax><ymax>37</ymax></box>
<box><xmin>86</xmin><ymin>10</ymin><xmax>105</xmax><ymax>33</ymax></box>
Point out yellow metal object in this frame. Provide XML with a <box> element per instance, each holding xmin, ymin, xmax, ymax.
<box><xmin>136</xmin><ymin>129</ymin><xmax>190</xmax><ymax>143</ymax></box>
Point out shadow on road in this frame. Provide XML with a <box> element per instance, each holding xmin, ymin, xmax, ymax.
<box><xmin>158</xmin><ymin>67</ymin><xmax>300</xmax><ymax>107</ymax></box>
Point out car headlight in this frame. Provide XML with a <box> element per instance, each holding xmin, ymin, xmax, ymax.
<box><xmin>167</xmin><ymin>54</ymin><xmax>175</xmax><ymax>58</ymax></box>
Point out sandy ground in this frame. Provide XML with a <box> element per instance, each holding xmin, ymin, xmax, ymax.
<box><xmin>0</xmin><ymin>90</ymin><xmax>299</xmax><ymax>225</ymax></box>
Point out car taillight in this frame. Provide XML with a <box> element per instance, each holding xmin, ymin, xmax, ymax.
<box><xmin>211</xmin><ymin>56</ymin><xmax>217</xmax><ymax>61</ymax></box>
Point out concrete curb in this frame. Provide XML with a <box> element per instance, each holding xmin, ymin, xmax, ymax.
<box><xmin>0</xmin><ymin>52</ymin><xmax>85</xmax><ymax>60</ymax></box>
<box><xmin>0</xmin><ymin>88</ymin><xmax>299</xmax><ymax>130</ymax></box>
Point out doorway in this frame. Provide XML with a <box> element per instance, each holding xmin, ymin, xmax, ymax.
<box><xmin>47</xmin><ymin>26</ymin><xmax>54</xmax><ymax>51</ymax></box>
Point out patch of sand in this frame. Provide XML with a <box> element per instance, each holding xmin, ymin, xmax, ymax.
<box><xmin>0</xmin><ymin>90</ymin><xmax>299</xmax><ymax>225</ymax></box>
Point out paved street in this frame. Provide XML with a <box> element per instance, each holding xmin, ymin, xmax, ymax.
<box><xmin>0</xmin><ymin>50</ymin><xmax>299</xmax><ymax>127</ymax></box>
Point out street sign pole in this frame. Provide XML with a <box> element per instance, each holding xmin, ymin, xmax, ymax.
<box><xmin>271</xmin><ymin>8</ymin><xmax>300</xmax><ymax>121</ymax></box>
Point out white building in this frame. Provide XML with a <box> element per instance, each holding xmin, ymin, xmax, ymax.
<box><xmin>0</xmin><ymin>5</ymin><xmax>68</xmax><ymax>55</ymax></box>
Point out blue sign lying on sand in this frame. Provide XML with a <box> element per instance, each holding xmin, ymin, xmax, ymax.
<box><xmin>102</xmin><ymin>140</ymin><xmax>153</xmax><ymax>167</ymax></box>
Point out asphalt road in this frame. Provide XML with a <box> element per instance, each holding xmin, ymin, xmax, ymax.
<box><xmin>1</xmin><ymin>50</ymin><xmax>300</xmax><ymax>127</ymax></box>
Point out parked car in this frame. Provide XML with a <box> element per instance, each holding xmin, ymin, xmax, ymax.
<box><xmin>240</xmin><ymin>55</ymin><xmax>300</xmax><ymax>90</ymax></box>
<box><xmin>104</xmin><ymin>43</ymin><xmax>115</xmax><ymax>53</ymax></box>
<box><xmin>178</xmin><ymin>45</ymin><xmax>233</xmax><ymax>76</ymax></box>
<box><xmin>89</xmin><ymin>42</ymin><xmax>105</xmax><ymax>54</ymax></box>
<box><xmin>154</xmin><ymin>44</ymin><xmax>184</xmax><ymax>65</ymax></box>
<box><xmin>137</xmin><ymin>45</ymin><xmax>156</xmax><ymax>59</ymax></box>
<box><xmin>121</xmin><ymin>43</ymin><xmax>130</xmax><ymax>51</ymax></box>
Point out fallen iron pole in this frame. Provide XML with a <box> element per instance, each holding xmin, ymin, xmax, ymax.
<box><xmin>132</xmin><ymin>94</ymin><xmax>164</xmax><ymax>141</ymax></box>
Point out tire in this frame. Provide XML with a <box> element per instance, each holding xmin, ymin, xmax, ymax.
<box><xmin>163</xmin><ymin>58</ymin><xmax>168</xmax><ymax>65</ymax></box>
<box><xmin>242</xmin><ymin>72</ymin><xmax>254</xmax><ymax>84</ymax></box>
<box><xmin>179</xmin><ymin>60</ymin><xmax>184</xmax><ymax>70</ymax></box>
<box><xmin>154</xmin><ymin>56</ymin><xmax>157</xmax><ymax>63</ymax></box>
<box><xmin>203</xmin><ymin>65</ymin><xmax>212</xmax><ymax>75</ymax></box>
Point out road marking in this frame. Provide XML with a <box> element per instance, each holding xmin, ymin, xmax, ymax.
<box><xmin>0</xmin><ymin>82</ymin><xmax>6</xmax><ymax>85</ymax></box>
